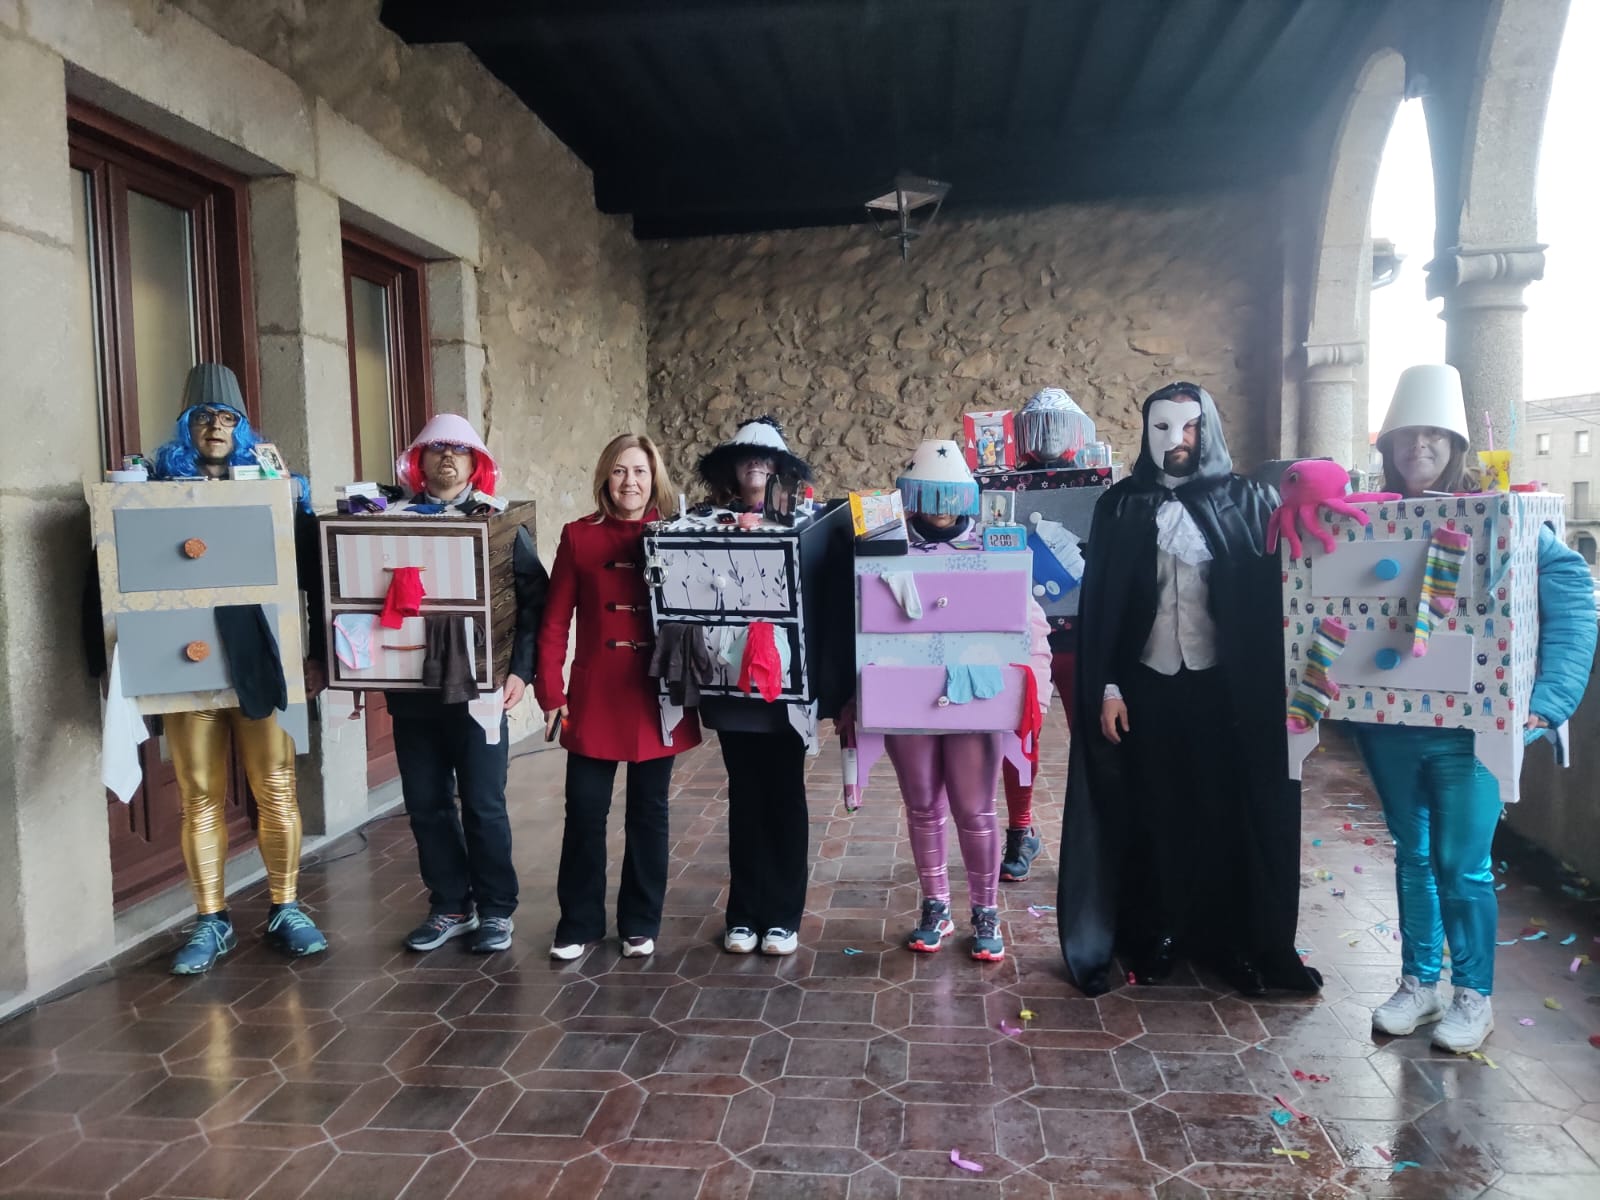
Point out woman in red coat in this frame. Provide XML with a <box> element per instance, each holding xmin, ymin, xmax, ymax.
<box><xmin>536</xmin><ymin>433</ymin><xmax>700</xmax><ymax>961</ymax></box>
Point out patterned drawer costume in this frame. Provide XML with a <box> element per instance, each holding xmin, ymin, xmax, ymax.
<box><xmin>1282</xmin><ymin>491</ymin><xmax>1565</xmax><ymax>803</ymax></box>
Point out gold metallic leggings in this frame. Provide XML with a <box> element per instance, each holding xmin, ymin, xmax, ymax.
<box><xmin>165</xmin><ymin>708</ymin><xmax>301</xmax><ymax>913</ymax></box>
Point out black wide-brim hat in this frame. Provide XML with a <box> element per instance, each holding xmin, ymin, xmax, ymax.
<box><xmin>697</xmin><ymin>417</ymin><xmax>813</xmax><ymax>489</ymax></box>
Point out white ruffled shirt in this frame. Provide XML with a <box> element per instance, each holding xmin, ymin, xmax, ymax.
<box><xmin>1105</xmin><ymin>499</ymin><xmax>1219</xmax><ymax>700</ymax></box>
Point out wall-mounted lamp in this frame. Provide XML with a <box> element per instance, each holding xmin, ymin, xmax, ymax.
<box><xmin>865</xmin><ymin>173</ymin><xmax>950</xmax><ymax>262</ymax></box>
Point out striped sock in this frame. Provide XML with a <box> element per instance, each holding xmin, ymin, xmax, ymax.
<box><xmin>1288</xmin><ymin>618</ymin><xmax>1348</xmax><ymax>732</ymax></box>
<box><xmin>1412</xmin><ymin>529</ymin><xmax>1471</xmax><ymax>656</ymax></box>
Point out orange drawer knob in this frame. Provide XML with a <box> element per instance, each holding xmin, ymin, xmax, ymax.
<box><xmin>182</xmin><ymin>538</ymin><xmax>208</xmax><ymax>559</ymax></box>
<box><xmin>184</xmin><ymin>641</ymin><xmax>211</xmax><ymax>662</ymax></box>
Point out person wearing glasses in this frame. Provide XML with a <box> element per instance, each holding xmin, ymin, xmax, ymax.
<box><xmin>390</xmin><ymin>414</ymin><xmax>549</xmax><ymax>955</ymax></box>
<box><xmin>137</xmin><ymin>364</ymin><xmax>329</xmax><ymax>974</ymax></box>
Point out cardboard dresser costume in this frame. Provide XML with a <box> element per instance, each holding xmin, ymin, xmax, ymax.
<box><xmin>643</xmin><ymin>417</ymin><xmax>854</xmax><ymax>955</ymax></box>
<box><xmin>986</xmin><ymin>388</ymin><xmax>1112</xmax><ymax>881</ymax></box>
<box><xmin>317</xmin><ymin>413</ymin><xmax>548</xmax><ymax>954</ymax></box>
<box><xmin>1056</xmin><ymin>382</ymin><xmax>1321</xmax><ymax>998</ymax></box>
<box><xmin>91</xmin><ymin>363</ymin><xmax>327</xmax><ymax>974</ymax></box>
<box><xmin>844</xmin><ymin>439</ymin><xmax>1052</xmax><ymax>961</ymax></box>
<box><xmin>1279</xmin><ymin>365</ymin><xmax>1596</xmax><ymax>1053</ymax></box>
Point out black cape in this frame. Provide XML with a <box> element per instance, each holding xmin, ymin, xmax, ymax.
<box><xmin>1055</xmin><ymin>383</ymin><xmax>1320</xmax><ymax>996</ymax></box>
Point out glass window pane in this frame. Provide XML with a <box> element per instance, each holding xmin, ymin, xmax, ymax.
<box><xmin>349</xmin><ymin>276</ymin><xmax>396</xmax><ymax>483</ymax></box>
<box><xmin>71</xmin><ymin>169</ymin><xmax>110</xmax><ymax>459</ymax></box>
<box><xmin>127</xmin><ymin>189</ymin><xmax>197</xmax><ymax>458</ymax></box>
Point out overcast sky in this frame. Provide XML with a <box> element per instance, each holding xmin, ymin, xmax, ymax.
<box><xmin>1368</xmin><ymin>0</ymin><xmax>1597</xmax><ymax>428</ymax></box>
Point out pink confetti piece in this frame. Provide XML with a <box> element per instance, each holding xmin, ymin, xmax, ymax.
<box><xmin>1352</xmin><ymin>865</ymin><xmax>1364</xmax><ymax>874</ymax></box>
<box><xmin>949</xmin><ymin>1148</ymin><xmax>984</xmax><ymax>1173</ymax></box>
<box><xmin>1273</xmin><ymin>1094</ymin><xmax>1311</xmax><ymax>1122</ymax></box>
<box><xmin>1292</xmin><ymin>1069</ymin><xmax>1330</xmax><ymax>1084</ymax></box>
<box><xmin>998</xmin><ymin>1020</ymin><xmax>1023</xmax><ymax>1037</ymax></box>
<box><xmin>1518</xmin><ymin>1018</ymin><xmax>1535</xmax><ymax>1026</ymax></box>
<box><xmin>1572</xmin><ymin>958</ymin><xmax>1584</xmax><ymax>974</ymax></box>
<box><xmin>1374</xmin><ymin>1146</ymin><xmax>1393</xmax><ymax>1162</ymax></box>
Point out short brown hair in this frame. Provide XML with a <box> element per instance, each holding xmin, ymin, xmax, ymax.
<box><xmin>592</xmin><ymin>433</ymin><xmax>673</xmax><ymax>521</ymax></box>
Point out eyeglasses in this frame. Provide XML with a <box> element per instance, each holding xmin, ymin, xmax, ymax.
<box><xmin>189</xmin><ymin>407</ymin><xmax>240</xmax><ymax>428</ymax></box>
<box><xmin>424</xmin><ymin>441</ymin><xmax>474</xmax><ymax>456</ymax></box>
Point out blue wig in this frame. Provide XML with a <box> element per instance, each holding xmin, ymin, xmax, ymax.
<box><xmin>151</xmin><ymin>403</ymin><xmax>312</xmax><ymax>513</ymax></box>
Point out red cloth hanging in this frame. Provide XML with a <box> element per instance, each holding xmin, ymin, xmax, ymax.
<box><xmin>1010</xmin><ymin>662</ymin><xmax>1041</xmax><ymax>765</ymax></box>
<box><xmin>380</xmin><ymin>566</ymin><xmax>426</xmax><ymax>629</ymax></box>
<box><xmin>738</xmin><ymin>621</ymin><xmax>784</xmax><ymax>703</ymax></box>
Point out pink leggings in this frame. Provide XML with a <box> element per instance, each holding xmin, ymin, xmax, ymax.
<box><xmin>885</xmin><ymin>732</ymin><xmax>1002</xmax><ymax>909</ymax></box>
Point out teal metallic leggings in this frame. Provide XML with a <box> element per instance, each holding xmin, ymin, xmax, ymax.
<box><xmin>1355</xmin><ymin>725</ymin><xmax>1503</xmax><ymax>995</ymax></box>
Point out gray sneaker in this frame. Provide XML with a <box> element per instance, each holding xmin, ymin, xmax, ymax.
<box><xmin>1371</xmin><ymin>975</ymin><xmax>1446</xmax><ymax>1036</ymax></box>
<box><xmin>470</xmin><ymin>916</ymin><xmax>514</xmax><ymax>953</ymax></box>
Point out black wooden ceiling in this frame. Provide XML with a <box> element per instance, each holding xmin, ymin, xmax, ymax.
<box><xmin>381</xmin><ymin>0</ymin><xmax>1403</xmax><ymax>238</ymax></box>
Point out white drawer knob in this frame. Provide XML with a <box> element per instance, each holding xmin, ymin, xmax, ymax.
<box><xmin>936</xmin><ymin>695</ymin><xmax>951</xmax><ymax>708</ymax></box>
<box><xmin>935</xmin><ymin>596</ymin><xmax>949</xmax><ymax>608</ymax></box>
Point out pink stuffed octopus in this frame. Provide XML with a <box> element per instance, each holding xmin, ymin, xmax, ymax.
<box><xmin>1266</xmin><ymin>460</ymin><xmax>1400</xmax><ymax>556</ymax></box>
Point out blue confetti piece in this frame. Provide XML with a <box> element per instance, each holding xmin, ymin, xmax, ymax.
<box><xmin>1561</xmin><ymin>934</ymin><xmax>1577</xmax><ymax>946</ymax></box>
<box><xmin>1311</xmin><ymin>839</ymin><xmax>1323</xmax><ymax>847</ymax></box>
<box><xmin>1270</xmin><ymin>1109</ymin><xmax>1293</xmax><ymax>1127</ymax></box>
<box><xmin>1392</xmin><ymin>1161</ymin><xmax>1424</xmax><ymax>1174</ymax></box>
<box><xmin>1497</xmin><ymin>861</ymin><xmax>1508</xmax><ymax>873</ymax></box>
<box><xmin>1523</xmin><ymin>931</ymin><xmax>1548</xmax><ymax>941</ymax></box>
<box><xmin>1496</xmin><ymin>939</ymin><xmax>1518</xmax><ymax>946</ymax></box>
<box><xmin>1495</xmin><ymin>883</ymin><xmax>1507</xmax><ymax>891</ymax></box>
<box><xmin>842</xmin><ymin>948</ymin><xmax>863</xmax><ymax>956</ymax></box>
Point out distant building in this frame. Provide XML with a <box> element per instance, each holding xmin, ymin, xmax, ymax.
<box><xmin>1528</xmin><ymin>393</ymin><xmax>1600</xmax><ymax>570</ymax></box>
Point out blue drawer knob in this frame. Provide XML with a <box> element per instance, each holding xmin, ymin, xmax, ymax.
<box><xmin>1374</xmin><ymin>557</ymin><xmax>1401</xmax><ymax>581</ymax></box>
<box><xmin>1375</xmin><ymin>647</ymin><xmax>1402</xmax><ymax>670</ymax></box>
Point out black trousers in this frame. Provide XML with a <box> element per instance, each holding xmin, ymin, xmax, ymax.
<box><xmin>722</xmin><ymin>727</ymin><xmax>810</xmax><ymax>934</ymax></box>
<box><xmin>1119</xmin><ymin>664</ymin><xmax>1251</xmax><ymax>957</ymax></box>
<box><xmin>556</xmin><ymin>752</ymin><xmax>676</xmax><ymax>943</ymax></box>
<box><xmin>389</xmin><ymin>694</ymin><xmax>517</xmax><ymax>920</ymax></box>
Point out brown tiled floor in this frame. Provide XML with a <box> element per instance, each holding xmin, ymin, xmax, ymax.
<box><xmin>3</xmin><ymin>720</ymin><xmax>1599</xmax><ymax>1198</ymax></box>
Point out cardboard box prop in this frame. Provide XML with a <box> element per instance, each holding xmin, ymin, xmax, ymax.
<box><xmin>982</xmin><ymin>466</ymin><xmax>1112</xmax><ymax>628</ymax></box>
<box><xmin>318</xmin><ymin>502</ymin><xmax>537</xmax><ymax>692</ymax></box>
<box><xmin>1281</xmin><ymin>492</ymin><xmax>1565</xmax><ymax>803</ymax></box>
<box><xmin>642</xmin><ymin>503</ymin><xmax>853</xmax><ymax>712</ymax></box>
<box><xmin>87</xmin><ymin>478</ymin><xmax>309</xmax><ymax>750</ymax></box>
<box><xmin>963</xmin><ymin>410</ymin><xmax>1015</xmax><ymax>473</ymax></box>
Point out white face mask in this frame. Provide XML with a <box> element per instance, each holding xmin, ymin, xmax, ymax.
<box><xmin>1146</xmin><ymin>398</ymin><xmax>1202</xmax><ymax>459</ymax></box>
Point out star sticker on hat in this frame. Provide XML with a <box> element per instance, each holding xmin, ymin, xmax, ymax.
<box><xmin>936</xmin><ymin>445</ymin><xmax>950</xmax><ymax>457</ymax></box>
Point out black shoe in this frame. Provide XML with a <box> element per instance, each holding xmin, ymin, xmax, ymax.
<box><xmin>1134</xmin><ymin>936</ymin><xmax>1178</xmax><ymax>984</ymax></box>
<box><xmin>404</xmin><ymin>911</ymin><xmax>478</xmax><ymax>952</ymax></box>
<box><xmin>1224</xmin><ymin>954</ymin><xmax>1268</xmax><ymax>997</ymax></box>
<box><xmin>471</xmin><ymin>916</ymin><xmax>514</xmax><ymax>953</ymax></box>
<box><xmin>1000</xmin><ymin>827</ymin><xmax>1042</xmax><ymax>881</ymax></box>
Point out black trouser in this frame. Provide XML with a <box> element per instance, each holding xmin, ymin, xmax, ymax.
<box><xmin>1119</xmin><ymin>664</ymin><xmax>1250</xmax><ymax>958</ymax></box>
<box><xmin>389</xmin><ymin>694</ymin><xmax>517</xmax><ymax>921</ymax></box>
<box><xmin>722</xmin><ymin>727</ymin><xmax>810</xmax><ymax>935</ymax></box>
<box><xmin>556</xmin><ymin>752</ymin><xmax>676</xmax><ymax>944</ymax></box>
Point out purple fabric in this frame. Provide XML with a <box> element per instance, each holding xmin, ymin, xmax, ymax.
<box><xmin>885</xmin><ymin>732</ymin><xmax>1003</xmax><ymax>908</ymax></box>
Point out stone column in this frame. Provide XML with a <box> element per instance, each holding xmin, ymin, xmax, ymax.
<box><xmin>247</xmin><ymin>177</ymin><xmax>369</xmax><ymax>837</ymax></box>
<box><xmin>1429</xmin><ymin>245</ymin><xmax>1545</xmax><ymax>461</ymax></box>
<box><xmin>0</xmin><ymin>29</ymin><xmax>117</xmax><ymax>996</ymax></box>
<box><xmin>1300</xmin><ymin>341</ymin><xmax>1366</xmax><ymax>466</ymax></box>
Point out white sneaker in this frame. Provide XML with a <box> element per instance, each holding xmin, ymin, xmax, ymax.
<box><xmin>549</xmin><ymin>941</ymin><xmax>589</xmax><ymax>961</ymax></box>
<box><xmin>760</xmin><ymin>928</ymin><xmax>798</xmax><ymax>956</ymax></box>
<box><xmin>724</xmin><ymin>927</ymin><xmax>758</xmax><ymax>954</ymax></box>
<box><xmin>621</xmin><ymin>936</ymin><xmax>655</xmax><ymax>958</ymax></box>
<box><xmin>1432</xmin><ymin>988</ymin><xmax>1494</xmax><ymax>1053</ymax></box>
<box><xmin>1372</xmin><ymin>975</ymin><xmax>1446</xmax><ymax>1035</ymax></box>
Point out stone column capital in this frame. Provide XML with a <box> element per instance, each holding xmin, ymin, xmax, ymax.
<box><xmin>1302</xmin><ymin>340</ymin><xmax>1366</xmax><ymax>381</ymax></box>
<box><xmin>1425</xmin><ymin>244</ymin><xmax>1547</xmax><ymax>304</ymax></box>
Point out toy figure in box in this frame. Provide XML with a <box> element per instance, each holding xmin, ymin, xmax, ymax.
<box><xmin>1016</xmin><ymin>387</ymin><xmax>1096</xmax><ymax>468</ymax></box>
<box><xmin>383</xmin><ymin>413</ymin><xmax>549</xmax><ymax>956</ymax></box>
<box><xmin>1351</xmin><ymin>366</ymin><xmax>1594</xmax><ymax>1053</ymax></box>
<box><xmin>1056</xmin><ymin>381</ymin><xmax>1321</xmax><ymax>998</ymax></box>
<box><xmin>962</xmin><ymin>410</ymin><xmax>1015</xmax><ymax>473</ymax></box>
<box><xmin>684</xmin><ymin>417</ymin><xmax>846</xmax><ymax>957</ymax></box>
<box><xmin>142</xmin><ymin>364</ymin><xmax>327</xmax><ymax>974</ymax></box>
<box><xmin>841</xmin><ymin>439</ymin><xmax>1052</xmax><ymax>962</ymax></box>
<box><xmin>537</xmin><ymin>435</ymin><xmax>701</xmax><ymax>962</ymax></box>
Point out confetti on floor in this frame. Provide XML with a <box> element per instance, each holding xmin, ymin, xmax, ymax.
<box><xmin>1270</xmin><ymin>1109</ymin><xmax>1292</xmax><ymax>1127</ymax></box>
<box><xmin>1561</xmin><ymin>933</ymin><xmax>1577</xmax><ymax>945</ymax></box>
<box><xmin>1271</xmin><ymin>1148</ymin><xmax>1310</xmax><ymax>1163</ymax></box>
<box><xmin>1545</xmin><ymin>997</ymin><xmax>1564</xmax><ymax>1011</ymax></box>
<box><xmin>949</xmin><ymin>1148</ymin><xmax>984</xmax><ymax>1173</ymax></box>
<box><xmin>842</xmin><ymin>948</ymin><xmax>862</xmax><ymax>955</ymax></box>
<box><xmin>1392</xmin><ymin>1161</ymin><xmax>1424</xmax><ymax>1174</ymax></box>
<box><xmin>1518</xmin><ymin>1018</ymin><xmax>1535</xmax><ymax>1026</ymax></box>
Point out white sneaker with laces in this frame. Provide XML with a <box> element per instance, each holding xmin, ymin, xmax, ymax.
<box><xmin>724</xmin><ymin>927</ymin><xmax>758</xmax><ymax>954</ymax></box>
<box><xmin>760</xmin><ymin>928</ymin><xmax>798</xmax><ymax>956</ymax></box>
<box><xmin>621</xmin><ymin>936</ymin><xmax>655</xmax><ymax>958</ymax></box>
<box><xmin>1431</xmin><ymin>988</ymin><xmax>1493</xmax><ymax>1053</ymax></box>
<box><xmin>1372</xmin><ymin>975</ymin><xmax>1446</xmax><ymax>1036</ymax></box>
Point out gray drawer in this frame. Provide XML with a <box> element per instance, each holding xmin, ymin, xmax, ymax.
<box><xmin>114</xmin><ymin>505</ymin><xmax>278</xmax><ymax>593</ymax></box>
<box><xmin>117</xmin><ymin>604</ymin><xmax>278</xmax><ymax>697</ymax></box>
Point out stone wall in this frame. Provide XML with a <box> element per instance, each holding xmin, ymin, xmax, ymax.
<box><xmin>646</xmin><ymin>197</ymin><xmax>1284</xmax><ymax>496</ymax></box>
<box><xmin>170</xmin><ymin>0</ymin><xmax>647</xmax><ymax>534</ymax></box>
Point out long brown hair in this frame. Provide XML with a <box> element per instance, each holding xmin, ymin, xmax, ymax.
<box><xmin>591</xmin><ymin>433</ymin><xmax>673</xmax><ymax>521</ymax></box>
<box><xmin>1378</xmin><ymin>429</ymin><xmax>1468</xmax><ymax>497</ymax></box>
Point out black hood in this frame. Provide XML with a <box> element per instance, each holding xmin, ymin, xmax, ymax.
<box><xmin>1130</xmin><ymin>382</ymin><xmax>1233</xmax><ymax>488</ymax></box>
